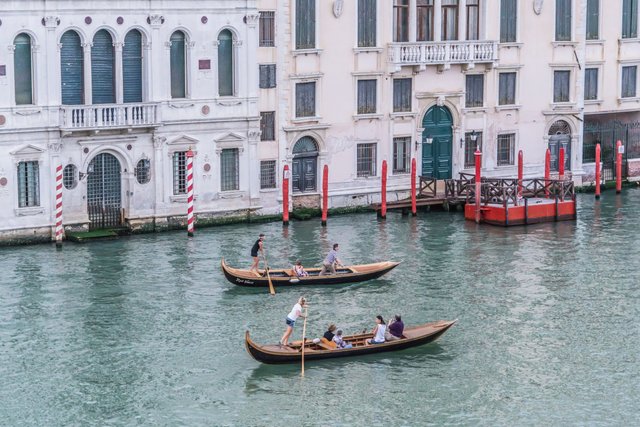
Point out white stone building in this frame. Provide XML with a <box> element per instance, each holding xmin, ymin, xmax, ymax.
<box><xmin>0</xmin><ymin>0</ymin><xmax>261</xmax><ymax>244</ymax></box>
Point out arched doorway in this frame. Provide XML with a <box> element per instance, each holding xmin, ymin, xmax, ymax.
<box><xmin>422</xmin><ymin>106</ymin><xmax>453</xmax><ymax>179</ymax></box>
<box><xmin>291</xmin><ymin>136</ymin><xmax>318</xmax><ymax>193</ymax></box>
<box><xmin>87</xmin><ymin>153</ymin><xmax>122</xmax><ymax>230</ymax></box>
<box><xmin>548</xmin><ymin>120</ymin><xmax>571</xmax><ymax>172</ymax></box>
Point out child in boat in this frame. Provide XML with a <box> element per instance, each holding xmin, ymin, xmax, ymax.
<box><xmin>292</xmin><ymin>260</ymin><xmax>309</xmax><ymax>277</ymax></box>
<box><xmin>333</xmin><ymin>330</ymin><xmax>352</xmax><ymax>349</ymax></box>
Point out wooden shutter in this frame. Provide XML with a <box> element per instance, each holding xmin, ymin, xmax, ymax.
<box><xmin>170</xmin><ymin>32</ymin><xmax>186</xmax><ymax>98</ymax></box>
<box><xmin>91</xmin><ymin>30</ymin><xmax>115</xmax><ymax>104</ymax></box>
<box><xmin>218</xmin><ymin>30</ymin><xmax>234</xmax><ymax>96</ymax></box>
<box><xmin>296</xmin><ymin>0</ymin><xmax>315</xmax><ymax>49</ymax></box>
<box><xmin>13</xmin><ymin>34</ymin><xmax>33</xmax><ymax>105</ymax></box>
<box><xmin>60</xmin><ymin>31</ymin><xmax>84</xmax><ymax>105</ymax></box>
<box><xmin>260</xmin><ymin>111</ymin><xmax>275</xmax><ymax>141</ymax></box>
<box><xmin>259</xmin><ymin>64</ymin><xmax>276</xmax><ymax>88</ymax></box>
<box><xmin>123</xmin><ymin>30</ymin><xmax>143</xmax><ymax>103</ymax></box>
<box><xmin>296</xmin><ymin>82</ymin><xmax>316</xmax><ymax>117</ymax></box>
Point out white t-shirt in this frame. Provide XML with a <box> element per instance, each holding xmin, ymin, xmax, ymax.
<box><xmin>287</xmin><ymin>303</ymin><xmax>302</xmax><ymax>321</ymax></box>
<box><xmin>374</xmin><ymin>324</ymin><xmax>386</xmax><ymax>342</ymax></box>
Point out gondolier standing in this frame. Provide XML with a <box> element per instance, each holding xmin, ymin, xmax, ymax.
<box><xmin>319</xmin><ymin>243</ymin><xmax>343</xmax><ymax>276</ymax></box>
<box><xmin>250</xmin><ymin>234</ymin><xmax>265</xmax><ymax>274</ymax></box>
<box><xmin>280</xmin><ymin>296</ymin><xmax>306</xmax><ymax>346</ymax></box>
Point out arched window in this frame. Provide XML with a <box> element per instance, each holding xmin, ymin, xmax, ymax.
<box><xmin>291</xmin><ymin>136</ymin><xmax>319</xmax><ymax>193</ymax></box>
<box><xmin>60</xmin><ymin>30</ymin><xmax>84</xmax><ymax>105</ymax></box>
<box><xmin>548</xmin><ymin>120</ymin><xmax>572</xmax><ymax>172</ymax></box>
<box><xmin>218</xmin><ymin>30</ymin><xmax>234</xmax><ymax>96</ymax></box>
<box><xmin>91</xmin><ymin>30</ymin><xmax>115</xmax><ymax>104</ymax></box>
<box><xmin>123</xmin><ymin>30</ymin><xmax>143</xmax><ymax>103</ymax></box>
<box><xmin>170</xmin><ymin>31</ymin><xmax>186</xmax><ymax>98</ymax></box>
<box><xmin>14</xmin><ymin>33</ymin><xmax>33</xmax><ymax>105</ymax></box>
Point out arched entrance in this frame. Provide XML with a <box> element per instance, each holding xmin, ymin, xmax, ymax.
<box><xmin>548</xmin><ymin>120</ymin><xmax>571</xmax><ymax>172</ymax></box>
<box><xmin>422</xmin><ymin>106</ymin><xmax>453</xmax><ymax>179</ymax></box>
<box><xmin>87</xmin><ymin>153</ymin><xmax>122</xmax><ymax>230</ymax></box>
<box><xmin>291</xmin><ymin>136</ymin><xmax>318</xmax><ymax>193</ymax></box>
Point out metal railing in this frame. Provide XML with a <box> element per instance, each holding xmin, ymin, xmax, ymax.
<box><xmin>388</xmin><ymin>40</ymin><xmax>498</xmax><ymax>67</ymax></box>
<box><xmin>60</xmin><ymin>103</ymin><xmax>159</xmax><ymax>130</ymax></box>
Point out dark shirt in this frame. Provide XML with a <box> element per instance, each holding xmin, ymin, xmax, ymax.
<box><xmin>388</xmin><ymin>320</ymin><xmax>404</xmax><ymax>338</ymax></box>
<box><xmin>251</xmin><ymin>239</ymin><xmax>262</xmax><ymax>257</ymax></box>
<box><xmin>323</xmin><ymin>331</ymin><xmax>335</xmax><ymax>341</ymax></box>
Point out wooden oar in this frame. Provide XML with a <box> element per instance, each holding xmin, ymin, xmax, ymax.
<box><xmin>301</xmin><ymin>305</ymin><xmax>308</xmax><ymax>377</ymax></box>
<box><xmin>263</xmin><ymin>253</ymin><xmax>275</xmax><ymax>295</ymax></box>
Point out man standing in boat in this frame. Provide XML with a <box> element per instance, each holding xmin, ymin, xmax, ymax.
<box><xmin>250</xmin><ymin>233</ymin><xmax>265</xmax><ymax>274</ymax></box>
<box><xmin>319</xmin><ymin>243</ymin><xmax>343</xmax><ymax>275</ymax></box>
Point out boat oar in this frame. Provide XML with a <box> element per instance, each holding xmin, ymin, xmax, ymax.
<box><xmin>263</xmin><ymin>253</ymin><xmax>276</xmax><ymax>295</ymax></box>
<box><xmin>301</xmin><ymin>305</ymin><xmax>308</xmax><ymax>377</ymax></box>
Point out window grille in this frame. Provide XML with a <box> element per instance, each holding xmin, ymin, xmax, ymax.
<box><xmin>18</xmin><ymin>161</ymin><xmax>40</xmax><ymax>207</ymax></box>
<box><xmin>63</xmin><ymin>164</ymin><xmax>77</xmax><ymax>189</ymax></box>
<box><xmin>135</xmin><ymin>159</ymin><xmax>151</xmax><ymax>184</ymax></box>
<box><xmin>553</xmin><ymin>70</ymin><xmax>571</xmax><ymax>103</ymax></box>
<box><xmin>622</xmin><ymin>66</ymin><xmax>637</xmax><ymax>98</ymax></box>
<box><xmin>357</xmin><ymin>79</ymin><xmax>377</xmax><ymax>114</ymax></box>
<box><xmin>259</xmin><ymin>11</ymin><xmax>275</xmax><ymax>47</ymax></box>
<box><xmin>500</xmin><ymin>0</ymin><xmax>517</xmax><ymax>42</ymax></box>
<box><xmin>498</xmin><ymin>72</ymin><xmax>516</xmax><ymax>105</ymax></box>
<box><xmin>464</xmin><ymin>132</ymin><xmax>483</xmax><ymax>168</ymax></box>
<box><xmin>260</xmin><ymin>160</ymin><xmax>277</xmax><ymax>189</ymax></box>
<box><xmin>260</xmin><ymin>111</ymin><xmax>275</xmax><ymax>141</ymax></box>
<box><xmin>357</xmin><ymin>143</ymin><xmax>377</xmax><ymax>177</ymax></box>
<box><xmin>259</xmin><ymin>64</ymin><xmax>276</xmax><ymax>89</ymax></box>
<box><xmin>417</xmin><ymin>0</ymin><xmax>434</xmax><ymax>41</ymax></box>
<box><xmin>393</xmin><ymin>78</ymin><xmax>412</xmax><ymax>112</ymax></box>
<box><xmin>465</xmin><ymin>74</ymin><xmax>484</xmax><ymax>108</ymax></box>
<box><xmin>393</xmin><ymin>137</ymin><xmax>411</xmax><ymax>173</ymax></box>
<box><xmin>358</xmin><ymin>0</ymin><xmax>377</xmax><ymax>47</ymax></box>
<box><xmin>296</xmin><ymin>0</ymin><xmax>316</xmax><ymax>49</ymax></box>
<box><xmin>221</xmin><ymin>148</ymin><xmax>239</xmax><ymax>191</ymax></box>
<box><xmin>295</xmin><ymin>82</ymin><xmax>316</xmax><ymax>117</ymax></box>
<box><xmin>173</xmin><ymin>151</ymin><xmax>187</xmax><ymax>195</ymax></box>
<box><xmin>497</xmin><ymin>134</ymin><xmax>515</xmax><ymax>166</ymax></box>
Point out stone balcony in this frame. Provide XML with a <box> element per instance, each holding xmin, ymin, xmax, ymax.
<box><xmin>388</xmin><ymin>40</ymin><xmax>498</xmax><ymax>71</ymax></box>
<box><xmin>60</xmin><ymin>103</ymin><xmax>160</xmax><ymax>132</ymax></box>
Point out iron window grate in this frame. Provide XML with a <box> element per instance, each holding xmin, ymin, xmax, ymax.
<box><xmin>259</xmin><ymin>11</ymin><xmax>275</xmax><ymax>47</ymax></box>
<box><xmin>357</xmin><ymin>143</ymin><xmax>377</xmax><ymax>177</ymax></box>
<box><xmin>221</xmin><ymin>148</ymin><xmax>239</xmax><ymax>191</ymax></box>
<box><xmin>136</xmin><ymin>159</ymin><xmax>151</xmax><ymax>184</ymax></box>
<box><xmin>173</xmin><ymin>152</ymin><xmax>187</xmax><ymax>194</ymax></box>
<box><xmin>260</xmin><ymin>160</ymin><xmax>277</xmax><ymax>189</ymax></box>
<box><xmin>18</xmin><ymin>161</ymin><xmax>40</xmax><ymax>207</ymax></box>
<box><xmin>497</xmin><ymin>134</ymin><xmax>515</xmax><ymax>166</ymax></box>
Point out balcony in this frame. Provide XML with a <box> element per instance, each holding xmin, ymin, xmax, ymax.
<box><xmin>60</xmin><ymin>103</ymin><xmax>160</xmax><ymax>132</ymax></box>
<box><xmin>388</xmin><ymin>40</ymin><xmax>498</xmax><ymax>70</ymax></box>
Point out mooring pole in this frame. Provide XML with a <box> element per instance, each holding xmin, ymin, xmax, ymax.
<box><xmin>321</xmin><ymin>165</ymin><xmax>328</xmax><ymax>226</ymax></box>
<box><xmin>616</xmin><ymin>140</ymin><xmax>623</xmax><ymax>193</ymax></box>
<box><xmin>517</xmin><ymin>150</ymin><xmax>523</xmax><ymax>203</ymax></box>
<box><xmin>380</xmin><ymin>160</ymin><xmax>387</xmax><ymax>219</ymax></box>
<box><xmin>595</xmin><ymin>143</ymin><xmax>601</xmax><ymax>200</ymax></box>
<box><xmin>474</xmin><ymin>148</ymin><xmax>482</xmax><ymax>224</ymax></box>
<box><xmin>545</xmin><ymin>148</ymin><xmax>551</xmax><ymax>198</ymax></box>
<box><xmin>186</xmin><ymin>148</ymin><xmax>195</xmax><ymax>237</ymax></box>
<box><xmin>55</xmin><ymin>164</ymin><xmax>64</xmax><ymax>248</ymax></box>
<box><xmin>411</xmin><ymin>158</ymin><xmax>417</xmax><ymax>216</ymax></box>
<box><xmin>282</xmin><ymin>164</ymin><xmax>290</xmax><ymax>226</ymax></box>
<box><xmin>559</xmin><ymin>146</ymin><xmax>565</xmax><ymax>181</ymax></box>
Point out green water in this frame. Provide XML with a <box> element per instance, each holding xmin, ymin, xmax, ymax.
<box><xmin>1</xmin><ymin>191</ymin><xmax>639</xmax><ymax>426</ymax></box>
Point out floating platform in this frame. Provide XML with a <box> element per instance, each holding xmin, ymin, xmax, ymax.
<box><xmin>464</xmin><ymin>197</ymin><xmax>576</xmax><ymax>226</ymax></box>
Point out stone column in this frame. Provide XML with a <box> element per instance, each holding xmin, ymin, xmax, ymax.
<box><xmin>6</xmin><ymin>45</ymin><xmax>16</xmax><ymax>106</ymax></box>
<box><xmin>45</xmin><ymin>17</ymin><xmax>61</xmax><ymax>106</ymax></box>
<box><xmin>153</xmin><ymin>135</ymin><xmax>166</xmax><ymax>217</ymax></box>
<box><xmin>82</xmin><ymin>42</ymin><xmax>93</xmax><ymax>104</ymax></box>
<box><xmin>409</xmin><ymin>0</ymin><xmax>417</xmax><ymax>42</ymax></box>
<box><xmin>434</xmin><ymin>0</ymin><xmax>442</xmax><ymax>41</ymax></box>
<box><xmin>245</xmin><ymin>13</ymin><xmax>260</xmax><ymax>100</ymax></box>
<box><xmin>232</xmin><ymin>40</ymin><xmax>243</xmax><ymax>97</ymax></box>
<box><xmin>186</xmin><ymin>41</ymin><xmax>196</xmax><ymax>98</ymax></box>
<box><xmin>114</xmin><ymin>42</ymin><xmax>124</xmax><ymax>104</ymax></box>
<box><xmin>248</xmin><ymin>130</ymin><xmax>261</xmax><ymax>202</ymax></box>
<box><xmin>149</xmin><ymin>15</ymin><xmax>165</xmax><ymax>102</ymax></box>
<box><xmin>458</xmin><ymin>0</ymin><xmax>467</xmax><ymax>41</ymax></box>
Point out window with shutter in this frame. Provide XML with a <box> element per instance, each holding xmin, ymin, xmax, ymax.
<box><xmin>393</xmin><ymin>78</ymin><xmax>412</xmax><ymax>112</ymax></box>
<box><xmin>442</xmin><ymin>0</ymin><xmax>459</xmax><ymax>41</ymax></box>
<box><xmin>622</xmin><ymin>66</ymin><xmax>637</xmax><ymax>98</ymax></box>
<box><xmin>91</xmin><ymin>30</ymin><xmax>115</xmax><ymax>104</ymax></box>
<box><xmin>498</xmin><ymin>72</ymin><xmax>516</xmax><ymax>105</ymax></box>
<box><xmin>13</xmin><ymin>34</ymin><xmax>33</xmax><ymax>105</ymax></box>
<box><xmin>553</xmin><ymin>70</ymin><xmax>570</xmax><ymax>102</ymax></box>
<box><xmin>584</xmin><ymin>68</ymin><xmax>598</xmax><ymax>101</ymax></box>
<box><xmin>218</xmin><ymin>30</ymin><xmax>234</xmax><ymax>96</ymax></box>
<box><xmin>259</xmin><ymin>11</ymin><xmax>275</xmax><ymax>47</ymax></box>
<box><xmin>295</xmin><ymin>82</ymin><xmax>316</xmax><ymax>117</ymax></box>
<box><xmin>123</xmin><ymin>30</ymin><xmax>143</xmax><ymax>103</ymax></box>
<box><xmin>60</xmin><ymin>31</ymin><xmax>84</xmax><ymax>105</ymax></box>
<box><xmin>296</xmin><ymin>0</ymin><xmax>316</xmax><ymax>49</ymax></box>
<box><xmin>466</xmin><ymin>0</ymin><xmax>480</xmax><ymax>40</ymax></box>
<box><xmin>586</xmin><ymin>0</ymin><xmax>599</xmax><ymax>40</ymax></box>
<box><xmin>622</xmin><ymin>0</ymin><xmax>638</xmax><ymax>39</ymax></box>
<box><xmin>170</xmin><ymin>31</ymin><xmax>186</xmax><ymax>99</ymax></box>
<box><xmin>500</xmin><ymin>0</ymin><xmax>517</xmax><ymax>43</ymax></box>
<box><xmin>393</xmin><ymin>0</ymin><xmax>409</xmax><ymax>42</ymax></box>
<box><xmin>417</xmin><ymin>0</ymin><xmax>434</xmax><ymax>41</ymax></box>
<box><xmin>465</xmin><ymin>74</ymin><xmax>484</xmax><ymax>108</ymax></box>
<box><xmin>260</xmin><ymin>111</ymin><xmax>275</xmax><ymax>141</ymax></box>
<box><xmin>357</xmin><ymin>79</ymin><xmax>377</xmax><ymax>114</ymax></box>
<box><xmin>358</xmin><ymin>0</ymin><xmax>377</xmax><ymax>47</ymax></box>
<box><xmin>555</xmin><ymin>0</ymin><xmax>572</xmax><ymax>41</ymax></box>
<box><xmin>259</xmin><ymin>64</ymin><xmax>276</xmax><ymax>88</ymax></box>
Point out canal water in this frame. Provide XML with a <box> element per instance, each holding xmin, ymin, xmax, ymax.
<box><xmin>1</xmin><ymin>190</ymin><xmax>639</xmax><ymax>426</ymax></box>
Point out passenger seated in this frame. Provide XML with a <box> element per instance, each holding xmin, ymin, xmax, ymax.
<box><xmin>323</xmin><ymin>324</ymin><xmax>337</xmax><ymax>342</ymax></box>
<box><xmin>366</xmin><ymin>315</ymin><xmax>386</xmax><ymax>345</ymax></box>
<box><xmin>385</xmin><ymin>314</ymin><xmax>404</xmax><ymax>341</ymax></box>
<box><xmin>333</xmin><ymin>329</ymin><xmax>353</xmax><ymax>349</ymax></box>
<box><xmin>292</xmin><ymin>260</ymin><xmax>309</xmax><ymax>277</ymax></box>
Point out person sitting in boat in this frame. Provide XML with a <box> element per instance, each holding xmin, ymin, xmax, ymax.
<box><xmin>292</xmin><ymin>260</ymin><xmax>309</xmax><ymax>277</ymax></box>
<box><xmin>323</xmin><ymin>324</ymin><xmax>337</xmax><ymax>342</ymax></box>
<box><xmin>384</xmin><ymin>314</ymin><xmax>404</xmax><ymax>341</ymax></box>
<box><xmin>366</xmin><ymin>315</ymin><xmax>387</xmax><ymax>345</ymax></box>
<box><xmin>280</xmin><ymin>296</ymin><xmax>306</xmax><ymax>346</ymax></box>
<box><xmin>319</xmin><ymin>243</ymin><xmax>343</xmax><ymax>276</ymax></box>
<box><xmin>333</xmin><ymin>330</ymin><xmax>353</xmax><ymax>349</ymax></box>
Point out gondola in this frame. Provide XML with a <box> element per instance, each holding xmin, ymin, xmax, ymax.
<box><xmin>221</xmin><ymin>258</ymin><xmax>400</xmax><ymax>288</ymax></box>
<box><xmin>245</xmin><ymin>320</ymin><xmax>457</xmax><ymax>364</ymax></box>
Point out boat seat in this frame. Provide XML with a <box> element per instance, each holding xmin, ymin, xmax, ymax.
<box><xmin>318</xmin><ymin>337</ymin><xmax>337</xmax><ymax>350</ymax></box>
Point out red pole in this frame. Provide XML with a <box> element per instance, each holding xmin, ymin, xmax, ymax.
<box><xmin>595</xmin><ymin>143</ymin><xmax>601</xmax><ymax>200</ymax></box>
<box><xmin>186</xmin><ymin>149</ymin><xmax>195</xmax><ymax>237</ymax></box>
<box><xmin>545</xmin><ymin>148</ymin><xmax>551</xmax><ymax>198</ymax></box>
<box><xmin>380</xmin><ymin>160</ymin><xmax>387</xmax><ymax>219</ymax></box>
<box><xmin>559</xmin><ymin>146</ymin><xmax>565</xmax><ymax>181</ymax></box>
<box><xmin>616</xmin><ymin>140</ymin><xmax>623</xmax><ymax>193</ymax></box>
<box><xmin>410</xmin><ymin>158</ymin><xmax>417</xmax><ymax>216</ymax></box>
<box><xmin>517</xmin><ymin>150</ymin><xmax>523</xmax><ymax>200</ymax></box>
<box><xmin>474</xmin><ymin>148</ymin><xmax>482</xmax><ymax>224</ymax></box>
<box><xmin>321</xmin><ymin>165</ymin><xmax>328</xmax><ymax>226</ymax></box>
<box><xmin>282</xmin><ymin>165</ymin><xmax>290</xmax><ymax>225</ymax></box>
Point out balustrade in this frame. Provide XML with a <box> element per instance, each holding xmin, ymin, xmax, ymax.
<box><xmin>60</xmin><ymin>103</ymin><xmax>159</xmax><ymax>130</ymax></box>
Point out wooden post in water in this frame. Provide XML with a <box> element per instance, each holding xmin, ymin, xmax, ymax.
<box><xmin>559</xmin><ymin>147</ymin><xmax>565</xmax><ymax>181</ymax></box>
<box><xmin>474</xmin><ymin>148</ymin><xmax>482</xmax><ymax>224</ymax></box>
<box><xmin>321</xmin><ymin>165</ymin><xmax>328</xmax><ymax>226</ymax></box>
<box><xmin>411</xmin><ymin>158</ymin><xmax>417</xmax><ymax>216</ymax></box>
<box><xmin>616</xmin><ymin>140</ymin><xmax>623</xmax><ymax>193</ymax></box>
<box><xmin>545</xmin><ymin>148</ymin><xmax>551</xmax><ymax>198</ymax></box>
<box><xmin>282</xmin><ymin>165</ymin><xmax>290</xmax><ymax>225</ymax></box>
<box><xmin>186</xmin><ymin>148</ymin><xmax>195</xmax><ymax>237</ymax></box>
<box><xmin>380</xmin><ymin>160</ymin><xmax>387</xmax><ymax>219</ymax></box>
<box><xmin>595</xmin><ymin>143</ymin><xmax>601</xmax><ymax>200</ymax></box>
<box><xmin>517</xmin><ymin>150</ymin><xmax>523</xmax><ymax>202</ymax></box>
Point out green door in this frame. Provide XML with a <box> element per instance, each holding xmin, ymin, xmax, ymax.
<box><xmin>422</xmin><ymin>106</ymin><xmax>453</xmax><ymax>179</ymax></box>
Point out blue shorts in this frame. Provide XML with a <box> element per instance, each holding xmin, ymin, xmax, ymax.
<box><xmin>285</xmin><ymin>317</ymin><xmax>295</xmax><ymax>328</ymax></box>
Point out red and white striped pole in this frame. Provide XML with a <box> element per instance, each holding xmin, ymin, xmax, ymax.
<box><xmin>186</xmin><ymin>148</ymin><xmax>195</xmax><ymax>237</ymax></box>
<box><xmin>55</xmin><ymin>164</ymin><xmax>64</xmax><ymax>248</ymax></box>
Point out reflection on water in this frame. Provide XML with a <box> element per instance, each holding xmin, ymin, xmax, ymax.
<box><xmin>0</xmin><ymin>190</ymin><xmax>639</xmax><ymax>425</ymax></box>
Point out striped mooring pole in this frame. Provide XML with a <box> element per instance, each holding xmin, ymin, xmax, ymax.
<box><xmin>186</xmin><ymin>148</ymin><xmax>195</xmax><ymax>237</ymax></box>
<box><xmin>55</xmin><ymin>164</ymin><xmax>64</xmax><ymax>248</ymax></box>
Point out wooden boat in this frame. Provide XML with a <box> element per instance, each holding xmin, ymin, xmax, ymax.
<box><xmin>221</xmin><ymin>258</ymin><xmax>400</xmax><ymax>288</ymax></box>
<box><xmin>245</xmin><ymin>320</ymin><xmax>457</xmax><ymax>364</ymax></box>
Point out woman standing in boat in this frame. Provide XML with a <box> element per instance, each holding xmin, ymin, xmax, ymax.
<box><xmin>280</xmin><ymin>297</ymin><xmax>306</xmax><ymax>346</ymax></box>
<box><xmin>249</xmin><ymin>234</ymin><xmax>265</xmax><ymax>274</ymax></box>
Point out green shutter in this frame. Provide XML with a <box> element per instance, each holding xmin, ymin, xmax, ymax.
<box><xmin>61</xmin><ymin>31</ymin><xmax>84</xmax><ymax>105</ymax></box>
<box><xmin>170</xmin><ymin>31</ymin><xmax>186</xmax><ymax>98</ymax></box>
<box><xmin>91</xmin><ymin>30</ymin><xmax>115</xmax><ymax>104</ymax></box>
<box><xmin>14</xmin><ymin>34</ymin><xmax>33</xmax><ymax>105</ymax></box>
<box><xmin>123</xmin><ymin>30</ymin><xmax>143</xmax><ymax>103</ymax></box>
<box><xmin>218</xmin><ymin>30</ymin><xmax>234</xmax><ymax>96</ymax></box>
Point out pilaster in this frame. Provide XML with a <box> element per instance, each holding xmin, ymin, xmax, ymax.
<box><xmin>434</xmin><ymin>0</ymin><xmax>443</xmax><ymax>42</ymax></box>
